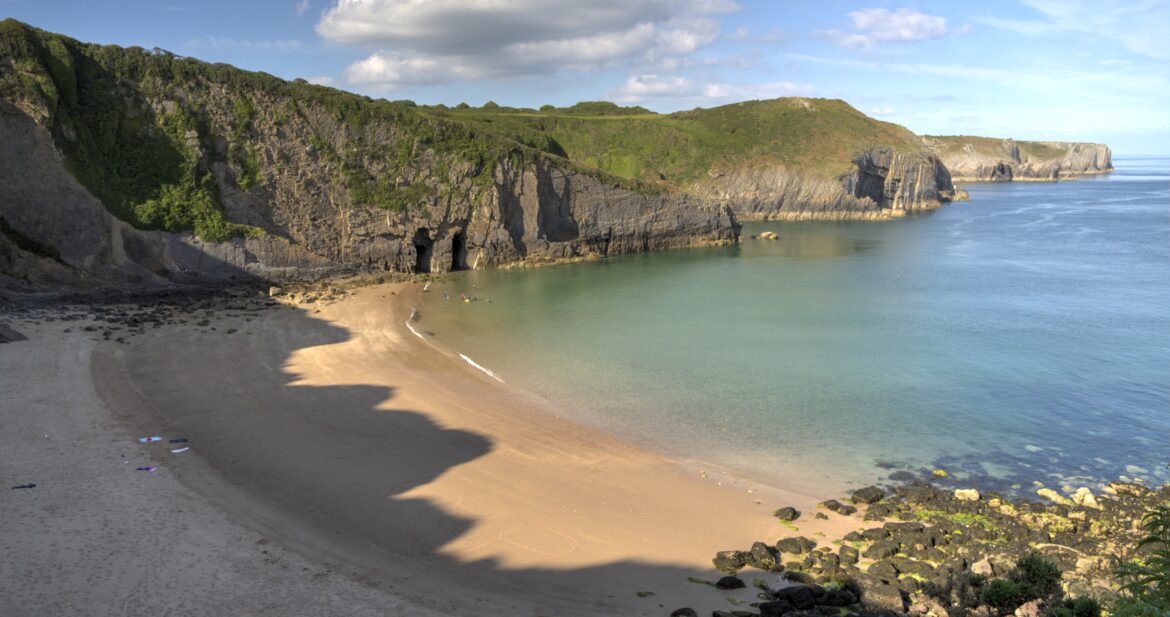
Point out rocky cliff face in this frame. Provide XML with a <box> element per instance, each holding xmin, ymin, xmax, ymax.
<box><xmin>0</xmin><ymin>100</ymin><xmax>736</xmax><ymax>290</ymax></box>
<box><xmin>0</xmin><ymin>22</ymin><xmax>737</xmax><ymax>290</ymax></box>
<box><xmin>923</xmin><ymin>137</ymin><xmax>1113</xmax><ymax>182</ymax></box>
<box><xmin>693</xmin><ymin>148</ymin><xmax>966</xmax><ymax>221</ymax></box>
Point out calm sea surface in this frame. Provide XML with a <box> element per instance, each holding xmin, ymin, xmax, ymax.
<box><xmin>417</xmin><ymin>158</ymin><xmax>1170</xmax><ymax>495</ymax></box>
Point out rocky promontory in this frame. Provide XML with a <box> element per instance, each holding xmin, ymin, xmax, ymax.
<box><xmin>923</xmin><ymin>136</ymin><xmax>1113</xmax><ymax>182</ymax></box>
<box><xmin>697</xmin><ymin>147</ymin><xmax>967</xmax><ymax>221</ymax></box>
<box><xmin>686</xmin><ymin>479</ymin><xmax>1168</xmax><ymax>617</ymax></box>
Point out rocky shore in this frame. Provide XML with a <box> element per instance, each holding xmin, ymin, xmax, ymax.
<box><xmin>684</xmin><ymin>479</ymin><xmax>1166</xmax><ymax>617</ymax></box>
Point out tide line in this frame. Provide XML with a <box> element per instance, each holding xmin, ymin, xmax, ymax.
<box><xmin>405</xmin><ymin>309</ymin><xmax>425</xmax><ymax>340</ymax></box>
<box><xmin>458</xmin><ymin>353</ymin><xmax>506</xmax><ymax>383</ymax></box>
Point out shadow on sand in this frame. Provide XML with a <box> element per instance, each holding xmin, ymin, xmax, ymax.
<box><xmin>120</xmin><ymin>303</ymin><xmax>751</xmax><ymax>616</ymax></box>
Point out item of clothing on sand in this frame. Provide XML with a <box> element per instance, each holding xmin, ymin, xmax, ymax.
<box><xmin>171</xmin><ymin>447</ymin><xmax>189</xmax><ymax>453</ymax></box>
<box><xmin>138</xmin><ymin>436</ymin><xmax>162</xmax><ymax>443</ymax></box>
<box><xmin>136</xmin><ymin>466</ymin><xmax>157</xmax><ymax>472</ymax></box>
<box><xmin>168</xmin><ymin>438</ymin><xmax>188</xmax><ymax>444</ymax></box>
<box><xmin>11</xmin><ymin>483</ymin><xmax>37</xmax><ymax>489</ymax></box>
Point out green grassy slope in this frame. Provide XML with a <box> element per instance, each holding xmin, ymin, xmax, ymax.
<box><xmin>923</xmin><ymin>135</ymin><xmax>1070</xmax><ymax>161</ymax></box>
<box><xmin>431</xmin><ymin>98</ymin><xmax>928</xmax><ymax>186</ymax></box>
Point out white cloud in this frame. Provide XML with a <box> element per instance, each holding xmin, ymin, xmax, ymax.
<box><xmin>978</xmin><ymin>0</ymin><xmax>1170</xmax><ymax>60</ymax></box>
<box><xmin>612</xmin><ymin>74</ymin><xmax>812</xmax><ymax>103</ymax></box>
<box><xmin>317</xmin><ymin>0</ymin><xmax>740</xmax><ymax>87</ymax></box>
<box><xmin>818</xmin><ymin>8</ymin><xmax>949</xmax><ymax>50</ymax></box>
<box><xmin>295</xmin><ymin>0</ymin><xmax>310</xmax><ymax>16</ymax></box>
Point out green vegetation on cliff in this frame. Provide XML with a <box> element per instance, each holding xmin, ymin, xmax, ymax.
<box><xmin>0</xmin><ymin>19</ymin><xmax>589</xmax><ymax>240</ymax></box>
<box><xmin>923</xmin><ymin>135</ymin><xmax>1069</xmax><ymax>161</ymax></box>
<box><xmin>426</xmin><ymin>97</ymin><xmax>927</xmax><ymax>186</ymax></box>
<box><xmin>0</xmin><ymin>19</ymin><xmax>935</xmax><ymax>242</ymax></box>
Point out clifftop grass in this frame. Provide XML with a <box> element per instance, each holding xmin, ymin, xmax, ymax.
<box><xmin>428</xmin><ymin>98</ymin><xmax>928</xmax><ymax>186</ymax></box>
<box><xmin>923</xmin><ymin>135</ymin><xmax>1072</xmax><ymax>162</ymax></box>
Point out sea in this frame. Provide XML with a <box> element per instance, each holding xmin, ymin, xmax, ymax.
<box><xmin>416</xmin><ymin>157</ymin><xmax>1170</xmax><ymax>496</ymax></box>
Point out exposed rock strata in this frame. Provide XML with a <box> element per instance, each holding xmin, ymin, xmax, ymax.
<box><xmin>0</xmin><ymin>99</ymin><xmax>737</xmax><ymax>289</ymax></box>
<box><xmin>694</xmin><ymin>148</ymin><xmax>967</xmax><ymax>221</ymax></box>
<box><xmin>924</xmin><ymin>137</ymin><xmax>1113</xmax><ymax>182</ymax></box>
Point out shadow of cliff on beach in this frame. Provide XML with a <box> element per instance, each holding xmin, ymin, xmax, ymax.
<box><xmin>119</xmin><ymin>303</ymin><xmax>753</xmax><ymax>617</ymax></box>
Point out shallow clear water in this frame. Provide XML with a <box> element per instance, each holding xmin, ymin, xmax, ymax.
<box><xmin>417</xmin><ymin>158</ymin><xmax>1170</xmax><ymax>495</ymax></box>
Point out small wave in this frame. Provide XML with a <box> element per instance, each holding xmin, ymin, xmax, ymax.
<box><xmin>405</xmin><ymin>309</ymin><xmax>426</xmax><ymax>340</ymax></box>
<box><xmin>459</xmin><ymin>353</ymin><xmax>506</xmax><ymax>383</ymax></box>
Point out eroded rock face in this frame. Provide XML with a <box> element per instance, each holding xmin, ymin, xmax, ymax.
<box><xmin>692</xmin><ymin>147</ymin><xmax>965</xmax><ymax>221</ymax></box>
<box><xmin>927</xmin><ymin>137</ymin><xmax>1113</xmax><ymax>182</ymax></box>
<box><xmin>0</xmin><ymin>101</ymin><xmax>737</xmax><ymax>289</ymax></box>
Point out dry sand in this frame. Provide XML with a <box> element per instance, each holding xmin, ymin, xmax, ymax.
<box><xmin>2</xmin><ymin>283</ymin><xmax>863</xmax><ymax>616</ymax></box>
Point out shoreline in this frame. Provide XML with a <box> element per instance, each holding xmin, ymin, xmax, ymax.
<box><xmin>2</xmin><ymin>283</ymin><xmax>862</xmax><ymax>616</ymax></box>
<box><xmin>2</xmin><ymin>283</ymin><xmax>1164</xmax><ymax>616</ymax></box>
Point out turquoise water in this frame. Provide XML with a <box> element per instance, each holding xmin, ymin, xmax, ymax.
<box><xmin>417</xmin><ymin>158</ymin><xmax>1170</xmax><ymax>495</ymax></box>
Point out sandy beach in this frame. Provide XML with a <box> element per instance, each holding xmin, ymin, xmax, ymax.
<box><xmin>2</xmin><ymin>283</ymin><xmax>861</xmax><ymax>616</ymax></box>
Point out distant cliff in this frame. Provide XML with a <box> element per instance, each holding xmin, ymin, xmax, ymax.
<box><xmin>923</xmin><ymin>136</ymin><xmax>1113</xmax><ymax>182</ymax></box>
<box><xmin>693</xmin><ymin>147</ymin><xmax>965</xmax><ymax>221</ymax></box>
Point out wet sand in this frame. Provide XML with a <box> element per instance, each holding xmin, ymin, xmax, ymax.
<box><xmin>2</xmin><ymin>284</ymin><xmax>862</xmax><ymax>616</ymax></box>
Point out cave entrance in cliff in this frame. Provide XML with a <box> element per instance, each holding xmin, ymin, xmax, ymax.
<box><xmin>413</xmin><ymin>228</ymin><xmax>433</xmax><ymax>273</ymax></box>
<box><xmin>450</xmin><ymin>231</ymin><xmax>468</xmax><ymax>271</ymax></box>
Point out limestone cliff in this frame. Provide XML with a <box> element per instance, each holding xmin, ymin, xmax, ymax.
<box><xmin>923</xmin><ymin>136</ymin><xmax>1113</xmax><ymax>182</ymax></box>
<box><xmin>0</xmin><ymin>20</ymin><xmax>736</xmax><ymax>290</ymax></box>
<box><xmin>693</xmin><ymin>148</ymin><xmax>966</xmax><ymax>220</ymax></box>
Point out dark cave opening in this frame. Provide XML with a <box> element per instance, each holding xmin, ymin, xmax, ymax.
<box><xmin>413</xmin><ymin>228</ymin><xmax>433</xmax><ymax>273</ymax></box>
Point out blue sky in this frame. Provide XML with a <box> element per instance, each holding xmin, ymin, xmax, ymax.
<box><xmin>2</xmin><ymin>0</ymin><xmax>1167</xmax><ymax>154</ymax></box>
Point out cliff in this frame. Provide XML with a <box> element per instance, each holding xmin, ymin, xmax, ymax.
<box><xmin>0</xmin><ymin>20</ymin><xmax>736</xmax><ymax>290</ymax></box>
<box><xmin>922</xmin><ymin>136</ymin><xmax>1113</xmax><ymax>182</ymax></box>
<box><xmin>451</xmin><ymin>98</ymin><xmax>966</xmax><ymax>221</ymax></box>
<box><xmin>694</xmin><ymin>147</ymin><xmax>965</xmax><ymax>221</ymax></box>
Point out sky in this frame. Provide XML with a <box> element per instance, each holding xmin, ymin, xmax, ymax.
<box><xmin>2</xmin><ymin>0</ymin><xmax>1168</xmax><ymax>154</ymax></box>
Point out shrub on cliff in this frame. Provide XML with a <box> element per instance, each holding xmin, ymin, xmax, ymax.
<box><xmin>980</xmin><ymin>554</ymin><xmax>1065</xmax><ymax>616</ymax></box>
<box><xmin>1114</xmin><ymin>503</ymin><xmax>1170</xmax><ymax>616</ymax></box>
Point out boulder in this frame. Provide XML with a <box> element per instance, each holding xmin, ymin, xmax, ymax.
<box><xmin>1071</xmin><ymin>487</ymin><xmax>1100</xmax><ymax>509</ymax></box>
<box><xmin>669</xmin><ymin>609</ymin><xmax>698</xmax><ymax>617</ymax></box>
<box><xmin>821</xmin><ymin>499</ymin><xmax>858</xmax><ymax>515</ymax></box>
<box><xmin>774</xmin><ymin>506</ymin><xmax>802</xmax><ymax>521</ymax></box>
<box><xmin>863</xmin><ymin>540</ymin><xmax>900</xmax><ymax>560</ymax></box>
<box><xmin>713</xmin><ymin>550</ymin><xmax>748</xmax><ymax>574</ymax></box>
<box><xmin>1105</xmin><ymin>481</ymin><xmax>1151</xmax><ymax>498</ymax></box>
<box><xmin>839</xmin><ymin>545</ymin><xmax>860</xmax><ymax>565</ymax></box>
<box><xmin>823</xmin><ymin>587</ymin><xmax>856</xmax><ymax>607</ymax></box>
<box><xmin>772</xmin><ymin>584</ymin><xmax>818</xmax><ymax>610</ymax></box>
<box><xmin>861</xmin><ymin>582</ymin><xmax>906</xmax><ymax>613</ymax></box>
<box><xmin>715</xmin><ymin>575</ymin><xmax>746</xmax><ymax>590</ymax></box>
<box><xmin>777</xmin><ymin>536</ymin><xmax>817</xmax><ymax>555</ymax></box>
<box><xmin>748</xmin><ymin>541</ymin><xmax>782</xmax><ymax>571</ymax></box>
<box><xmin>851</xmin><ymin>486</ymin><xmax>886</xmax><ymax>504</ymax></box>
<box><xmin>954</xmin><ymin>488</ymin><xmax>981</xmax><ymax>502</ymax></box>
<box><xmin>1036</xmin><ymin>488</ymin><xmax>1073</xmax><ymax>506</ymax></box>
<box><xmin>0</xmin><ymin>324</ymin><xmax>27</xmax><ymax>343</ymax></box>
<box><xmin>868</xmin><ymin>560</ymin><xmax>899</xmax><ymax>581</ymax></box>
